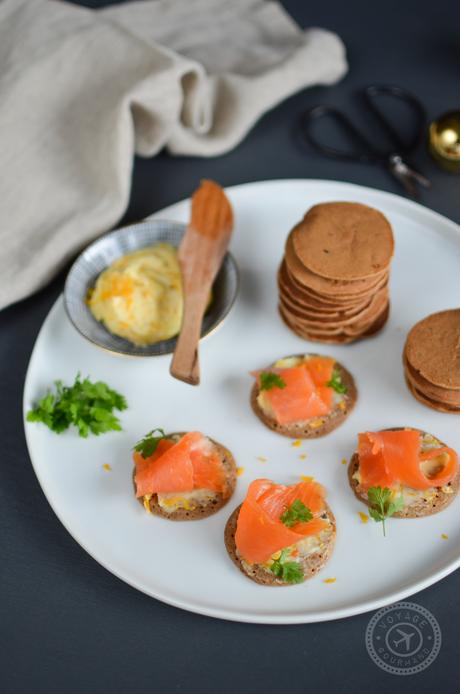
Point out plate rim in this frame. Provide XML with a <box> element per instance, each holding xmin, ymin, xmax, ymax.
<box><xmin>23</xmin><ymin>179</ymin><xmax>460</xmax><ymax>624</ymax></box>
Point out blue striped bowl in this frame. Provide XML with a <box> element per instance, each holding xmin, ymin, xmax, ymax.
<box><xmin>64</xmin><ymin>219</ymin><xmax>239</xmax><ymax>357</ymax></box>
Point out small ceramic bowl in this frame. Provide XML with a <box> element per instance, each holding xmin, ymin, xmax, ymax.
<box><xmin>64</xmin><ymin>219</ymin><xmax>239</xmax><ymax>357</ymax></box>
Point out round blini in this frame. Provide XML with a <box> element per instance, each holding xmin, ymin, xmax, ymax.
<box><xmin>279</xmin><ymin>259</ymin><xmax>386</xmax><ymax>310</ymax></box>
<box><xmin>279</xmin><ymin>285</ymin><xmax>389</xmax><ymax>331</ymax></box>
<box><xmin>279</xmin><ymin>300</ymin><xmax>389</xmax><ymax>344</ymax></box>
<box><xmin>224</xmin><ymin>503</ymin><xmax>336</xmax><ymax>586</ymax></box>
<box><xmin>404</xmin><ymin>309</ymin><xmax>460</xmax><ymax>391</ymax></box>
<box><xmin>404</xmin><ymin>376</ymin><xmax>460</xmax><ymax>414</ymax></box>
<box><xmin>403</xmin><ymin>353</ymin><xmax>460</xmax><ymax>408</ymax></box>
<box><xmin>250</xmin><ymin>355</ymin><xmax>357</xmax><ymax>438</ymax></box>
<box><xmin>291</xmin><ymin>202</ymin><xmax>394</xmax><ymax>280</ymax></box>
<box><xmin>348</xmin><ymin>428</ymin><xmax>460</xmax><ymax>518</ymax></box>
<box><xmin>285</xmin><ymin>232</ymin><xmax>389</xmax><ymax>297</ymax></box>
<box><xmin>134</xmin><ymin>432</ymin><xmax>237</xmax><ymax>520</ymax></box>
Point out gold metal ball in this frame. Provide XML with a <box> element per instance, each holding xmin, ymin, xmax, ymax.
<box><xmin>429</xmin><ymin>111</ymin><xmax>460</xmax><ymax>172</ymax></box>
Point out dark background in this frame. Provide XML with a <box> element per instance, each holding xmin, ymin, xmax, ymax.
<box><xmin>1</xmin><ymin>1</ymin><xmax>459</xmax><ymax>693</ymax></box>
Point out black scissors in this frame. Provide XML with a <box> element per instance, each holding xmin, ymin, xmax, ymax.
<box><xmin>300</xmin><ymin>85</ymin><xmax>431</xmax><ymax>198</ymax></box>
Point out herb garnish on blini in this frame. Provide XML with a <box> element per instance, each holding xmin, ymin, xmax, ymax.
<box><xmin>259</xmin><ymin>372</ymin><xmax>287</xmax><ymax>391</ymax></box>
<box><xmin>367</xmin><ymin>486</ymin><xmax>404</xmax><ymax>536</ymax></box>
<box><xmin>133</xmin><ymin>428</ymin><xmax>166</xmax><ymax>459</ymax></box>
<box><xmin>326</xmin><ymin>369</ymin><xmax>348</xmax><ymax>394</ymax></box>
<box><xmin>270</xmin><ymin>548</ymin><xmax>304</xmax><ymax>583</ymax></box>
<box><xmin>280</xmin><ymin>499</ymin><xmax>313</xmax><ymax>527</ymax></box>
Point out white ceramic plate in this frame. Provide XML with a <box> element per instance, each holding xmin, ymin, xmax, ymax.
<box><xmin>23</xmin><ymin>180</ymin><xmax>460</xmax><ymax>624</ymax></box>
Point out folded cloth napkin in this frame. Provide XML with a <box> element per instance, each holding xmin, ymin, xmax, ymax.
<box><xmin>0</xmin><ymin>0</ymin><xmax>347</xmax><ymax>310</ymax></box>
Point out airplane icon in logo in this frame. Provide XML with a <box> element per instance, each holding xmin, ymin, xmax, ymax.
<box><xmin>393</xmin><ymin>629</ymin><xmax>415</xmax><ymax>652</ymax></box>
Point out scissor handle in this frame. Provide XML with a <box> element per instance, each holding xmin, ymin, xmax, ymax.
<box><xmin>299</xmin><ymin>105</ymin><xmax>379</xmax><ymax>163</ymax></box>
<box><xmin>362</xmin><ymin>85</ymin><xmax>426</xmax><ymax>154</ymax></box>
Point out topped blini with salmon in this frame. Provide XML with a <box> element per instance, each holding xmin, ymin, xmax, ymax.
<box><xmin>348</xmin><ymin>428</ymin><xmax>460</xmax><ymax>526</ymax></box>
<box><xmin>224</xmin><ymin>478</ymin><xmax>336</xmax><ymax>585</ymax></box>
<box><xmin>133</xmin><ymin>429</ymin><xmax>237</xmax><ymax>520</ymax></box>
<box><xmin>250</xmin><ymin>354</ymin><xmax>357</xmax><ymax>438</ymax></box>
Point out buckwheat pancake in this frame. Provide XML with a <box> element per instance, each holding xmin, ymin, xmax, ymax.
<box><xmin>279</xmin><ymin>306</ymin><xmax>355</xmax><ymax>344</ymax></box>
<box><xmin>282</xmin><ymin>264</ymin><xmax>359</xmax><ymax>308</ymax></box>
<box><xmin>348</xmin><ymin>428</ymin><xmax>460</xmax><ymax>518</ymax></box>
<box><xmin>285</xmin><ymin>233</ymin><xmax>389</xmax><ymax>298</ymax></box>
<box><xmin>404</xmin><ymin>309</ymin><xmax>460</xmax><ymax>390</ymax></box>
<box><xmin>279</xmin><ymin>261</ymin><xmax>383</xmax><ymax>313</ymax></box>
<box><xmin>279</xmin><ymin>291</ymin><xmax>377</xmax><ymax>324</ymax></box>
<box><xmin>279</xmin><ymin>285</ymin><xmax>388</xmax><ymax>330</ymax></box>
<box><xmin>277</xmin><ymin>201</ymin><xmax>393</xmax><ymax>344</ymax></box>
<box><xmin>404</xmin><ymin>376</ymin><xmax>460</xmax><ymax>414</ymax></box>
<box><xmin>281</xmin><ymin>258</ymin><xmax>386</xmax><ymax>307</ymax></box>
<box><xmin>280</xmin><ymin>295</ymin><xmax>389</xmax><ymax>337</ymax></box>
<box><xmin>279</xmin><ymin>302</ymin><xmax>389</xmax><ymax>344</ymax></box>
<box><xmin>133</xmin><ymin>432</ymin><xmax>237</xmax><ymax>520</ymax></box>
<box><xmin>404</xmin><ymin>354</ymin><xmax>460</xmax><ymax>407</ymax></box>
<box><xmin>278</xmin><ymin>271</ymin><xmax>375</xmax><ymax>314</ymax></box>
<box><xmin>291</xmin><ymin>202</ymin><xmax>394</xmax><ymax>280</ymax></box>
<box><xmin>225</xmin><ymin>500</ymin><xmax>336</xmax><ymax>586</ymax></box>
<box><xmin>250</xmin><ymin>353</ymin><xmax>357</xmax><ymax>437</ymax></box>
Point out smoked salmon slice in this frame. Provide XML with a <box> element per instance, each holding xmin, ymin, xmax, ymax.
<box><xmin>235</xmin><ymin>479</ymin><xmax>329</xmax><ymax>564</ymax></box>
<box><xmin>419</xmin><ymin>447</ymin><xmax>458</xmax><ymax>487</ymax></box>
<box><xmin>358</xmin><ymin>429</ymin><xmax>459</xmax><ymax>491</ymax></box>
<box><xmin>304</xmin><ymin>356</ymin><xmax>335</xmax><ymax>387</ymax></box>
<box><xmin>134</xmin><ymin>432</ymin><xmax>228</xmax><ymax>497</ymax></box>
<box><xmin>255</xmin><ymin>365</ymin><xmax>332</xmax><ymax>425</ymax></box>
<box><xmin>133</xmin><ymin>438</ymin><xmax>174</xmax><ymax>474</ymax></box>
<box><xmin>257</xmin><ymin>478</ymin><xmax>325</xmax><ymax>517</ymax></box>
<box><xmin>316</xmin><ymin>385</ymin><xmax>334</xmax><ymax>411</ymax></box>
<box><xmin>191</xmin><ymin>446</ymin><xmax>228</xmax><ymax>494</ymax></box>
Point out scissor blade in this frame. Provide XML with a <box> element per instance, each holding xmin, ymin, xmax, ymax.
<box><xmin>409</xmin><ymin>167</ymin><xmax>431</xmax><ymax>189</ymax></box>
<box><xmin>388</xmin><ymin>154</ymin><xmax>431</xmax><ymax>198</ymax></box>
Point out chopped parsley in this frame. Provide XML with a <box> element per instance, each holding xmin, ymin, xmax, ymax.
<box><xmin>133</xmin><ymin>428</ymin><xmax>166</xmax><ymax>458</ymax></box>
<box><xmin>280</xmin><ymin>499</ymin><xmax>313</xmax><ymax>528</ymax></box>
<box><xmin>270</xmin><ymin>548</ymin><xmax>304</xmax><ymax>583</ymax></box>
<box><xmin>259</xmin><ymin>372</ymin><xmax>286</xmax><ymax>391</ymax></box>
<box><xmin>327</xmin><ymin>369</ymin><xmax>348</xmax><ymax>394</ymax></box>
<box><xmin>367</xmin><ymin>486</ymin><xmax>404</xmax><ymax>536</ymax></box>
<box><xmin>26</xmin><ymin>374</ymin><xmax>127</xmax><ymax>438</ymax></box>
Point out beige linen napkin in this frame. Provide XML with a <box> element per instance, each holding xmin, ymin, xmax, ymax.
<box><xmin>0</xmin><ymin>0</ymin><xmax>347</xmax><ymax>310</ymax></box>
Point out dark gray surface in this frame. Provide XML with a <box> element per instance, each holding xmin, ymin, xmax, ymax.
<box><xmin>1</xmin><ymin>1</ymin><xmax>459</xmax><ymax>693</ymax></box>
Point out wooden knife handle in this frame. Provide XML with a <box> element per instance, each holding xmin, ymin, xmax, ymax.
<box><xmin>169</xmin><ymin>289</ymin><xmax>208</xmax><ymax>385</ymax></box>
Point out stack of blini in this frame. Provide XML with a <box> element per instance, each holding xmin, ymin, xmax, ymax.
<box><xmin>403</xmin><ymin>309</ymin><xmax>460</xmax><ymax>413</ymax></box>
<box><xmin>278</xmin><ymin>202</ymin><xmax>394</xmax><ymax>344</ymax></box>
